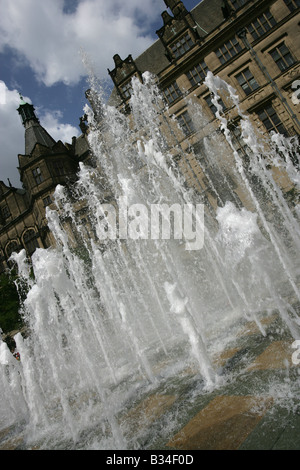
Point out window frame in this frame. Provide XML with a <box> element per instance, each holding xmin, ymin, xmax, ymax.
<box><xmin>230</xmin><ymin>123</ymin><xmax>252</xmax><ymax>158</ymax></box>
<box><xmin>186</xmin><ymin>61</ymin><xmax>209</xmax><ymax>87</ymax></box>
<box><xmin>43</xmin><ymin>195</ymin><xmax>52</xmax><ymax>207</ymax></box>
<box><xmin>235</xmin><ymin>68</ymin><xmax>260</xmax><ymax>96</ymax></box>
<box><xmin>163</xmin><ymin>81</ymin><xmax>182</xmax><ymax>105</ymax></box>
<box><xmin>23</xmin><ymin>229</ymin><xmax>39</xmax><ymax>256</ymax></box>
<box><xmin>32</xmin><ymin>167</ymin><xmax>44</xmax><ymax>185</ymax></box>
<box><xmin>204</xmin><ymin>94</ymin><xmax>226</xmax><ymax>117</ymax></box>
<box><xmin>215</xmin><ymin>37</ymin><xmax>243</xmax><ymax>65</ymax></box>
<box><xmin>177</xmin><ymin>111</ymin><xmax>195</xmax><ymax>137</ymax></box>
<box><xmin>6</xmin><ymin>240</ymin><xmax>19</xmax><ymax>259</ymax></box>
<box><xmin>269</xmin><ymin>42</ymin><xmax>296</xmax><ymax>72</ymax></box>
<box><xmin>120</xmin><ymin>80</ymin><xmax>132</xmax><ymax>100</ymax></box>
<box><xmin>1</xmin><ymin>205</ymin><xmax>11</xmax><ymax>220</ymax></box>
<box><xmin>283</xmin><ymin>0</ymin><xmax>300</xmax><ymax>12</ymax></box>
<box><xmin>169</xmin><ymin>32</ymin><xmax>195</xmax><ymax>59</ymax></box>
<box><xmin>256</xmin><ymin>105</ymin><xmax>287</xmax><ymax>135</ymax></box>
<box><xmin>231</xmin><ymin>0</ymin><xmax>252</xmax><ymax>10</ymax></box>
<box><xmin>246</xmin><ymin>10</ymin><xmax>277</xmax><ymax>41</ymax></box>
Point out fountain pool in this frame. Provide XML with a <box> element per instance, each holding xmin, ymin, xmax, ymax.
<box><xmin>0</xmin><ymin>72</ymin><xmax>299</xmax><ymax>450</ymax></box>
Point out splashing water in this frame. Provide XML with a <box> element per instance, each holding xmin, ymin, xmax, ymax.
<box><xmin>1</xmin><ymin>72</ymin><xmax>299</xmax><ymax>449</ymax></box>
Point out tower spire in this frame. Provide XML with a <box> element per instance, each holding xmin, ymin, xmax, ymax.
<box><xmin>163</xmin><ymin>0</ymin><xmax>187</xmax><ymax>16</ymax></box>
<box><xmin>17</xmin><ymin>95</ymin><xmax>56</xmax><ymax>155</ymax></box>
<box><xmin>17</xmin><ymin>95</ymin><xmax>39</xmax><ymax>126</ymax></box>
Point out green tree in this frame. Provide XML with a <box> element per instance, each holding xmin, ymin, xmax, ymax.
<box><xmin>0</xmin><ymin>271</ymin><xmax>24</xmax><ymax>334</ymax></box>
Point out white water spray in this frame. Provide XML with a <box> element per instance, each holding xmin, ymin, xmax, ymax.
<box><xmin>0</xmin><ymin>72</ymin><xmax>299</xmax><ymax>449</ymax></box>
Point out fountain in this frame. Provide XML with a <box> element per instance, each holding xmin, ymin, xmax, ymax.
<box><xmin>0</xmin><ymin>71</ymin><xmax>299</xmax><ymax>450</ymax></box>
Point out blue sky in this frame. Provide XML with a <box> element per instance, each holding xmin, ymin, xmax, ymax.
<box><xmin>0</xmin><ymin>0</ymin><xmax>200</xmax><ymax>187</ymax></box>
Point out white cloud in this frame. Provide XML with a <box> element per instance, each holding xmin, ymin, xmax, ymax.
<box><xmin>0</xmin><ymin>0</ymin><xmax>163</xmax><ymax>86</ymax></box>
<box><xmin>0</xmin><ymin>83</ymin><xmax>26</xmax><ymax>187</ymax></box>
<box><xmin>0</xmin><ymin>0</ymin><xmax>165</xmax><ymax>186</ymax></box>
<box><xmin>0</xmin><ymin>81</ymin><xmax>79</xmax><ymax>188</ymax></box>
<box><xmin>39</xmin><ymin>109</ymin><xmax>80</xmax><ymax>144</ymax></box>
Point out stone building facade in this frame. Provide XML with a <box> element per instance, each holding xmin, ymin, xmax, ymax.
<box><xmin>109</xmin><ymin>0</ymin><xmax>300</xmax><ymax>136</ymax></box>
<box><xmin>0</xmin><ymin>100</ymin><xmax>90</xmax><ymax>272</ymax></box>
<box><xmin>107</xmin><ymin>0</ymin><xmax>299</xmax><ymax>212</ymax></box>
<box><xmin>0</xmin><ymin>0</ymin><xmax>299</xmax><ymax>270</ymax></box>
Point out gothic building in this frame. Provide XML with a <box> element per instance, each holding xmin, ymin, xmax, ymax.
<box><xmin>107</xmin><ymin>0</ymin><xmax>300</xmax><ymax>201</ymax></box>
<box><xmin>108</xmin><ymin>0</ymin><xmax>300</xmax><ymax>138</ymax></box>
<box><xmin>0</xmin><ymin>99</ymin><xmax>90</xmax><ymax>272</ymax></box>
<box><xmin>0</xmin><ymin>0</ymin><xmax>299</xmax><ymax>271</ymax></box>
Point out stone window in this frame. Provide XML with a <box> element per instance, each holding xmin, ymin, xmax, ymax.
<box><xmin>177</xmin><ymin>111</ymin><xmax>195</xmax><ymax>136</ymax></box>
<box><xmin>231</xmin><ymin>0</ymin><xmax>251</xmax><ymax>9</ymax></box>
<box><xmin>170</xmin><ymin>33</ymin><xmax>194</xmax><ymax>59</ymax></box>
<box><xmin>1</xmin><ymin>205</ymin><xmax>11</xmax><ymax>220</ymax></box>
<box><xmin>186</xmin><ymin>61</ymin><xmax>209</xmax><ymax>86</ymax></box>
<box><xmin>120</xmin><ymin>80</ymin><xmax>132</xmax><ymax>100</ymax></box>
<box><xmin>235</xmin><ymin>68</ymin><xmax>260</xmax><ymax>95</ymax></box>
<box><xmin>43</xmin><ymin>195</ymin><xmax>52</xmax><ymax>207</ymax></box>
<box><xmin>163</xmin><ymin>81</ymin><xmax>182</xmax><ymax>105</ymax></box>
<box><xmin>6</xmin><ymin>240</ymin><xmax>19</xmax><ymax>259</ymax></box>
<box><xmin>229</xmin><ymin>123</ymin><xmax>252</xmax><ymax>159</ymax></box>
<box><xmin>204</xmin><ymin>94</ymin><xmax>226</xmax><ymax>117</ymax></box>
<box><xmin>32</xmin><ymin>167</ymin><xmax>43</xmax><ymax>185</ymax></box>
<box><xmin>269</xmin><ymin>42</ymin><xmax>296</xmax><ymax>72</ymax></box>
<box><xmin>215</xmin><ymin>37</ymin><xmax>242</xmax><ymax>65</ymax></box>
<box><xmin>23</xmin><ymin>229</ymin><xmax>39</xmax><ymax>256</ymax></box>
<box><xmin>246</xmin><ymin>11</ymin><xmax>277</xmax><ymax>41</ymax></box>
<box><xmin>283</xmin><ymin>0</ymin><xmax>300</xmax><ymax>12</ymax></box>
<box><xmin>257</xmin><ymin>105</ymin><xmax>287</xmax><ymax>135</ymax></box>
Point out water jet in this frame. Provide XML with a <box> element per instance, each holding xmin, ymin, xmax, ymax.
<box><xmin>0</xmin><ymin>73</ymin><xmax>299</xmax><ymax>450</ymax></box>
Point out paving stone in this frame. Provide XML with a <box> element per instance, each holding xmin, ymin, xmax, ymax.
<box><xmin>248</xmin><ymin>341</ymin><xmax>296</xmax><ymax>370</ymax></box>
<box><xmin>239</xmin><ymin>405</ymin><xmax>298</xmax><ymax>450</ymax></box>
<box><xmin>166</xmin><ymin>395</ymin><xmax>273</xmax><ymax>450</ymax></box>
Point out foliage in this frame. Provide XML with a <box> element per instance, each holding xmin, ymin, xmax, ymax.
<box><xmin>0</xmin><ymin>270</ymin><xmax>24</xmax><ymax>334</ymax></box>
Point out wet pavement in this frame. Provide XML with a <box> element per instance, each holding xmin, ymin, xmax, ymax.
<box><xmin>156</xmin><ymin>312</ymin><xmax>300</xmax><ymax>450</ymax></box>
<box><xmin>1</xmin><ymin>311</ymin><xmax>299</xmax><ymax>451</ymax></box>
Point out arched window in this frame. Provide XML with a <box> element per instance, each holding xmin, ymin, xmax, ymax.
<box><xmin>6</xmin><ymin>240</ymin><xmax>19</xmax><ymax>258</ymax></box>
<box><xmin>23</xmin><ymin>229</ymin><xmax>39</xmax><ymax>255</ymax></box>
<box><xmin>5</xmin><ymin>240</ymin><xmax>20</xmax><ymax>267</ymax></box>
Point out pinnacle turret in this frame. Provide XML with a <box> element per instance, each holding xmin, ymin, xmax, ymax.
<box><xmin>17</xmin><ymin>95</ymin><xmax>56</xmax><ymax>155</ymax></box>
<box><xmin>17</xmin><ymin>95</ymin><xmax>39</xmax><ymax>127</ymax></box>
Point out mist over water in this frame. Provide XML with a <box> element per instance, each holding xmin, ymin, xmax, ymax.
<box><xmin>0</xmin><ymin>72</ymin><xmax>299</xmax><ymax>449</ymax></box>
